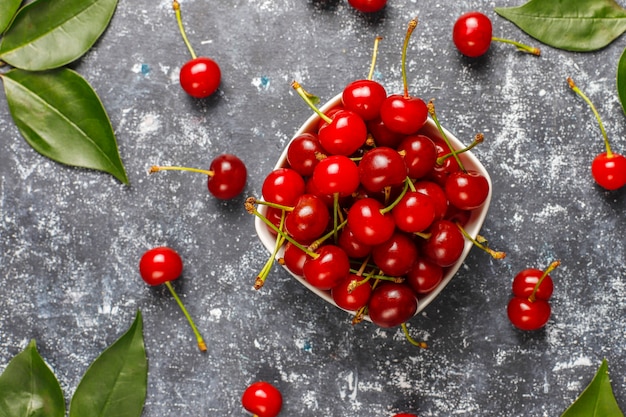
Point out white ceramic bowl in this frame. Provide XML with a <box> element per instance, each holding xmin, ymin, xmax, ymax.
<box><xmin>255</xmin><ymin>94</ymin><xmax>492</xmax><ymax>322</ymax></box>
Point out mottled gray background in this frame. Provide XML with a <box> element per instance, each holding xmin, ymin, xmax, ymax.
<box><xmin>1</xmin><ymin>1</ymin><xmax>625</xmax><ymax>416</ymax></box>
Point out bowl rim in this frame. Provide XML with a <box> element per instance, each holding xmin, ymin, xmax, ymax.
<box><xmin>254</xmin><ymin>93</ymin><xmax>492</xmax><ymax>323</ymax></box>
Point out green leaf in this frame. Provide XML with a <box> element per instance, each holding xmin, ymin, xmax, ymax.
<box><xmin>560</xmin><ymin>359</ymin><xmax>625</xmax><ymax>417</ymax></box>
<box><xmin>0</xmin><ymin>0</ymin><xmax>21</xmax><ymax>35</ymax></box>
<box><xmin>0</xmin><ymin>340</ymin><xmax>65</xmax><ymax>417</ymax></box>
<box><xmin>1</xmin><ymin>68</ymin><xmax>129</xmax><ymax>184</ymax></box>
<box><xmin>69</xmin><ymin>311</ymin><xmax>147</xmax><ymax>417</ymax></box>
<box><xmin>0</xmin><ymin>0</ymin><xmax>118</xmax><ymax>70</ymax></box>
<box><xmin>494</xmin><ymin>0</ymin><xmax>626</xmax><ymax>52</ymax></box>
<box><xmin>618</xmin><ymin>47</ymin><xmax>626</xmax><ymax>115</ymax></box>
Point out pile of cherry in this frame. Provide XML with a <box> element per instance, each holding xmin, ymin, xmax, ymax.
<box><xmin>248</xmin><ymin>70</ymin><xmax>496</xmax><ymax>330</ymax></box>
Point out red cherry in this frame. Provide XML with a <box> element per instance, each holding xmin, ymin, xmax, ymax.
<box><xmin>241</xmin><ymin>381</ymin><xmax>282</xmax><ymax>417</ymax></box>
<box><xmin>372</xmin><ymin>232</ymin><xmax>419</xmax><ymax>277</ymax></box>
<box><xmin>367</xmin><ymin>283</ymin><xmax>418</xmax><ymax>328</ymax></box>
<box><xmin>393</xmin><ymin>414</ymin><xmax>419</xmax><ymax>417</ymax></box>
<box><xmin>452</xmin><ymin>11</ymin><xmax>493</xmax><ymax>58</ymax></box>
<box><xmin>207</xmin><ymin>154</ymin><xmax>247</xmax><ymax>200</ymax></box>
<box><xmin>380</xmin><ymin>94</ymin><xmax>428</xmax><ymax>135</ymax></box>
<box><xmin>302</xmin><ymin>245</ymin><xmax>350</xmax><ymax>290</ymax></box>
<box><xmin>358</xmin><ymin>147</ymin><xmax>408</xmax><ymax>193</ymax></box>
<box><xmin>286</xmin><ymin>133</ymin><xmax>323</xmax><ymax>177</ymax></box>
<box><xmin>397</xmin><ymin>134</ymin><xmax>437</xmax><ymax>179</ymax></box>
<box><xmin>282</xmin><ymin>241</ymin><xmax>308</xmax><ymax>276</ymax></box>
<box><xmin>348</xmin><ymin>0</ymin><xmax>387</xmax><ymax>13</ymax></box>
<box><xmin>591</xmin><ymin>152</ymin><xmax>626</xmax><ymax>190</ymax></box>
<box><xmin>413</xmin><ymin>181</ymin><xmax>449</xmax><ymax>221</ymax></box>
<box><xmin>406</xmin><ymin>257</ymin><xmax>443</xmax><ymax>295</ymax></box>
<box><xmin>423</xmin><ymin>220</ymin><xmax>465</xmax><ymax>267</ymax></box>
<box><xmin>318</xmin><ymin>109</ymin><xmax>368</xmax><ymax>156</ymax></box>
<box><xmin>262</xmin><ymin>167</ymin><xmax>305</xmax><ymax>206</ymax></box>
<box><xmin>367</xmin><ymin>117</ymin><xmax>405</xmax><ymax>148</ymax></box>
<box><xmin>346</xmin><ymin>198</ymin><xmax>395</xmax><ymax>246</ymax></box>
<box><xmin>179</xmin><ymin>57</ymin><xmax>221</xmax><ymax>98</ymax></box>
<box><xmin>342</xmin><ymin>79</ymin><xmax>387</xmax><ymax>121</ymax></box>
<box><xmin>311</xmin><ymin>155</ymin><xmax>360</xmax><ymax>197</ymax></box>
<box><xmin>284</xmin><ymin>194</ymin><xmax>330</xmax><ymax>242</ymax></box>
<box><xmin>507</xmin><ymin>297</ymin><xmax>551</xmax><ymax>331</ymax></box>
<box><xmin>392</xmin><ymin>191</ymin><xmax>436</xmax><ymax>233</ymax></box>
<box><xmin>444</xmin><ymin>170</ymin><xmax>490</xmax><ymax>210</ymax></box>
<box><xmin>338</xmin><ymin>225</ymin><xmax>373</xmax><ymax>259</ymax></box>
<box><xmin>139</xmin><ymin>247</ymin><xmax>183</xmax><ymax>286</ymax></box>
<box><xmin>512</xmin><ymin>268</ymin><xmax>554</xmax><ymax>300</ymax></box>
<box><xmin>331</xmin><ymin>274</ymin><xmax>372</xmax><ymax>311</ymax></box>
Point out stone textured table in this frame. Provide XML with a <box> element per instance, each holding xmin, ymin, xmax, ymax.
<box><xmin>1</xmin><ymin>1</ymin><xmax>625</xmax><ymax>416</ymax></box>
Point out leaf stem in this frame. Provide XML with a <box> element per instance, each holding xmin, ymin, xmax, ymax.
<box><xmin>567</xmin><ymin>77</ymin><xmax>613</xmax><ymax>157</ymax></box>
<box><xmin>173</xmin><ymin>0</ymin><xmax>197</xmax><ymax>59</ymax></box>
<box><xmin>164</xmin><ymin>281</ymin><xmax>206</xmax><ymax>351</ymax></box>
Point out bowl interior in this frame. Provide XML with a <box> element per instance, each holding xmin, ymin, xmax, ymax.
<box><xmin>255</xmin><ymin>93</ymin><xmax>492</xmax><ymax>322</ymax></box>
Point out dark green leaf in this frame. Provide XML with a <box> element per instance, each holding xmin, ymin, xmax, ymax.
<box><xmin>0</xmin><ymin>0</ymin><xmax>21</xmax><ymax>34</ymax></box>
<box><xmin>560</xmin><ymin>359</ymin><xmax>624</xmax><ymax>417</ymax></box>
<box><xmin>0</xmin><ymin>0</ymin><xmax>118</xmax><ymax>70</ymax></box>
<box><xmin>69</xmin><ymin>311</ymin><xmax>147</xmax><ymax>417</ymax></box>
<box><xmin>617</xmin><ymin>47</ymin><xmax>626</xmax><ymax>115</ymax></box>
<box><xmin>495</xmin><ymin>0</ymin><xmax>626</xmax><ymax>52</ymax></box>
<box><xmin>0</xmin><ymin>340</ymin><xmax>65</xmax><ymax>417</ymax></box>
<box><xmin>1</xmin><ymin>68</ymin><xmax>129</xmax><ymax>184</ymax></box>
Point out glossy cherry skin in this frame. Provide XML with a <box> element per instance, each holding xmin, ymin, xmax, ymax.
<box><xmin>262</xmin><ymin>167</ymin><xmax>305</xmax><ymax>206</ymax></box>
<box><xmin>282</xmin><ymin>241</ymin><xmax>308</xmax><ymax>276</ymax></box>
<box><xmin>179</xmin><ymin>57</ymin><xmax>221</xmax><ymax>98</ymax></box>
<box><xmin>453</xmin><ymin>11</ymin><xmax>493</xmax><ymax>58</ymax></box>
<box><xmin>287</xmin><ymin>132</ymin><xmax>323</xmax><ymax>177</ymax></box>
<box><xmin>367</xmin><ymin>117</ymin><xmax>405</xmax><ymax>148</ymax></box>
<box><xmin>348</xmin><ymin>0</ymin><xmax>387</xmax><ymax>13</ymax></box>
<box><xmin>285</xmin><ymin>194</ymin><xmax>330</xmax><ymax>242</ymax></box>
<box><xmin>397</xmin><ymin>134</ymin><xmax>437</xmax><ymax>179</ymax></box>
<box><xmin>342</xmin><ymin>79</ymin><xmax>387</xmax><ymax>121</ymax></box>
<box><xmin>423</xmin><ymin>220</ymin><xmax>465</xmax><ymax>267</ymax></box>
<box><xmin>312</xmin><ymin>155</ymin><xmax>360</xmax><ymax>197</ymax></box>
<box><xmin>331</xmin><ymin>274</ymin><xmax>372</xmax><ymax>311</ymax></box>
<box><xmin>507</xmin><ymin>297</ymin><xmax>551</xmax><ymax>331</ymax></box>
<box><xmin>338</xmin><ymin>225</ymin><xmax>373</xmax><ymax>259</ymax></box>
<box><xmin>407</xmin><ymin>257</ymin><xmax>443</xmax><ymax>295</ymax></box>
<box><xmin>318</xmin><ymin>109</ymin><xmax>367</xmax><ymax>156</ymax></box>
<box><xmin>392</xmin><ymin>414</ymin><xmax>419</xmax><ymax>417</ymax></box>
<box><xmin>139</xmin><ymin>247</ymin><xmax>183</xmax><ymax>286</ymax></box>
<box><xmin>372</xmin><ymin>232</ymin><xmax>419</xmax><ymax>277</ymax></box>
<box><xmin>512</xmin><ymin>268</ymin><xmax>554</xmax><ymax>300</ymax></box>
<box><xmin>413</xmin><ymin>181</ymin><xmax>449</xmax><ymax>221</ymax></box>
<box><xmin>358</xmin><ymin>147</ymin><xmax>408</xmax><ymax>192</ymax></box>
<box><xmin>208</xmin><ymin>154</ymin><xmax>247</xmax><ymax>200</ymax></box>
<box><xmin>392</xmin><ymin>191</ymin><xmax>436</xmax><ymax>233</ymax></box>
<box><xmin>380</xmin><ymin>95</ymin><xmax>428</xmax><ymax>135</ymax></box>
<box><xmin>302</xmin><ymin>245</ymin><xmax>350</xmax><ymax>290</ymax></box>
<box><xmin>591</xmin><ymin>152</ymin><xmax>626</xmax><ymax>190</ymax></box>
<box><xmin>367</xmin><ymin>283</ymin><xmax>418</xmax><ymax>328</ymax></box>
<box><xmin>444</xmin><ymin>170</ymin><xmax>490</xmax><ymax>210</ymax></box>
<box><xmin>241</xmin><ymin>381</ymin><xmax>282</xmax><ymax>417</ymax></box>
<box><xmin>347</xmin><ymin>198</ymin><xmax>396</xmax><ymax>246</ymax></box>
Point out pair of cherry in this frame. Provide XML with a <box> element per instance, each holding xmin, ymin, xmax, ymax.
<box><xmin>507</xmin><ymin>261</ymin><xmax>560</xmax><ymax>331</ymax></box>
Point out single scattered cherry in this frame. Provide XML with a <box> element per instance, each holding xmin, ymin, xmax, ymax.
<box><xmin>139</xmin><ymin>247</ymin><xmax>207</xmax><ymax>351</ymax></box>
<box><xmin>348</xmin><ymin>0</ymin><xmax>387</xmax><ymax>13</ymax></box>
<box><xmin>393</xmin><ymin>414</ymin><xmax>419</xmax><ymax>417</ymax></box>
<box><xmin>173</xmin><ymin>0</ymin><xmax>220</xmax><ymax>98</ymax></box>
<box><xmin>453</xmin><ymin>11</ymin><xmax>540</xmax><ymax>58</ymax></box>
<box><xmin>568</xmin><ymin>77</ymin><xmax>626</xmax><ymax>190</ymax></box>
<box><xmin>150</xmin><ymin>153</ymin><xmax>247</xmax><ymax>200</ymax></box>
<box><xmin>241</xmin><ymin>381</ymin><xmax>282</xmax><ymax>417</ymax></box>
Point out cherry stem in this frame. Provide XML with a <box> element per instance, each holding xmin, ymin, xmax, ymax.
<box><xmin>456</xmin><ymin>224</ymin><xmax>506</xmax><ymax>259</ymax></box>
<box><xmin>491</xmin><ymin>37</ymin><xmax>540</xmax><ymax>56</ymax></box>
<box><xmin>567</xmin><ymin>77</ymin><xmax>613</xmax><ymax>157</ymax></box>
<box><xmin>401</xmin><ymin>18</ymin><xmax>418</xmax><ymax>98</ymax></box>
<box><xmin>291</xmin><ymin>81</ymin><xmax>331</xmax><ymax>124</ymax></box>
<box><xmin>380</xmin><ymin>179</ymin><xmax>410</xmax><ymax>214</ymax></box>
<box><xmin>428</xmin><ymin>100</ymin><xmax>466</xmax><ymax>172</ymax></box>
<box><xmin>172</xmin><ymin>0</ymin><xmax>197</xmax><ymax>59</ymax></box>
<box><xmin>164</xmin><ymin>281</ymin><xmax>207</xmax><ymax>352</ymax></box>
<box><xmin>401</xmin><ymin>323</ymin><xmax>428</xmax><ymax>349</ymax></box>
<box><xmin>150</xmin><ymin>165</ymin><xmax>214</xmax><ymax>177</ymax></box>
<box><xmin>256</xmin><ymin>215</ymin><xmax>286</xmax><ymax>290</ymax></box>
<box><xmin>367</xmin><ymin>36</ymin><xmax>383</xmax><ymax>81</ymax></box>
<box><xmin>436</xmin><ymin>133</ymin><xmax>484</xmax><ymax>166</ymax></box>
<box><xmin>308</xmin><ymin>219</ymin><xmax>348</xmax><ymax>251</ymax></box>
<box><xmin>529</xmin><ymin>260</ymin><xmax>561</xmax><ymax>303</ymax></box>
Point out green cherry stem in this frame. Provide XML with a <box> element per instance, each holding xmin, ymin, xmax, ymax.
<box><xmin>436</xmin><ymin>133</ymin><xmax>484</xmax><ymax>166</ymax></box>
<box><xmin>491</xmin><ymin>37</ymin><xmax>540</xmax><ymax>56</ymax></box>
<box><xmin>529</xmin><ymin>260</ymin><xmax>561</xmax><ymax>303</ymax></box>
<box><xmin>567</xmin><ymin>77</ymin><xmax>613</xmax><ymax>158</ymax></box>
<box><xmin>401</xmin><ymin>18</ymin><xmax>418</xmax><ymax>98</ymax></box>
<box><xmin>292</xmin><ymin>81</ymin><xmax>329</xmax><ymax>123</ymax></box>
<box><xmin>367</xmin><ymin>36</ymin><xmax>383</xmax><ymax>81</ymax></box>
<box><xmin>456</xmin><ymin>223</ymin><xmax>507</xmax><ymax>260</ymax></box>
<box><xmin>428</xmin><ymin>99</ymin><xmax>466</xmax><ymax>172</ymax></box>
<box><xmin>164</xmin><ymin>281</ymin><xmax>207</xmax><ymax>352</ymax></box>
<box><xmin>173</xmin><ymin>0</ymin><xmax>197</xmax><ymax>59</ymax></box>
<box><xmin>401</xmin><ymin>323</ymin><xmax>428</xmax><ymax>349</ymax></box>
